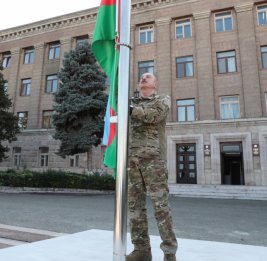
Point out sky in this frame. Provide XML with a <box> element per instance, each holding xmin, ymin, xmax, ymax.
<box><xmin>0</xmin><ymin>0</ymin><xmax>101</xmax><ymax>30</ymax></box>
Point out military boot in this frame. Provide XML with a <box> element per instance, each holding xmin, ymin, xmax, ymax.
<box><xmin>126</xmin><ymin>248</ymin><xmax>152</xmax><ymax>261</ymax></box>
<box><xmin>164</xmin><ymin>253</ymin><xmax>176</xmax><ymax>261</ymax></box>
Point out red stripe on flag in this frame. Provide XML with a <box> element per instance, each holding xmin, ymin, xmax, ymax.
<box><xmin>107</xmin><ymin>108</ymin><xmax>116</xmax><ymax>146</ymax></box>
<box><xmin>100</xmin><ymin>0</ymin><xmax>116</xmax><ymax>6</ymax></box>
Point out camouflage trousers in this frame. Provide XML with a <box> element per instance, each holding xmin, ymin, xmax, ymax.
<box><xmin>128</xmin><ymin>156</ymin><xmax>178</xmax><ymax>255</ymax></box>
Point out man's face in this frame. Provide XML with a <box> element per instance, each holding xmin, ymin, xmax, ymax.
<box><xmin>139</xmin><ymin>73</ymin><xmax>156</xmax><ymax>98</ymax></box>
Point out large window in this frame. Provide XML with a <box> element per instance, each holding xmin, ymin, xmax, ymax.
<box><xmin>177</xmin><ymin>99</ymin><xmax>195</xmax><ymax>122</ymax></box>
<box><xmin>46</xmin><ymin>75</ymin><xmax>58</xmax><ymax>93</ymax></box>
<box><xmin>39</xmin><ymin>147</ymin><xmax>49</xmax><ymax>167</ymax></box>
<box><xmin>24</xmin><ymin>48</ymin><xmax>34</xmax><ymax>64</ymax></box>
<box><xmin>69</xmin><ymin>155</ymin><xmax>79</xmax><ymax>168</ymax></box>
<box><xmin>13</xmin><ymin>147</ymin><xmax>21</xmax><ymax>167</ymax></box>
<box><xmin>4</xmin><ymin>81</ymin><xmax>8</xmax><ymax>92</ymax></box>
<box><xmin>175</xmin><ymin>19</ymin><xmax>192</xmax><ymax>39</ymax></box>
<box><xmin>2</xmin><ymin>52</ymin><xmax>11</xmax><ymax>68</ymax></box>
<box><xmin>20</xmin><ymin>79</ymin><xmax>31</xmax><ymax>96</ymax></box>
<box><xmin>42</xmin><ymin>110</ymin><xmax>54</xmax><ymax>129</ymax></box>
<box><xmin>215</xmin><ymin>12</ymin><xmax>233</xmax><ymax>32</ymax></box>
<box><xmin>17</xmin><ymin>112</ymin><xmax>28</xmax><ymax>129</ymax></box>
<box><xmin>76</xmin><ymin>36</ymin><xmax>89</xmax><ymax>47</ymax></box>
<box><xmin>176</xmin><ymin>56</ymin><xmax>194</xmax><ymax>78</ymax></box>
<box><xmin>261</xmin><ymin>46</ymin><xmax>267</xmax><ymax>69</ymax></box>
<box><xmin>217</xmin><ymin>51</ymin><xmax>236</xmax><ymax>74</ymax></box>
<box><xmin>138</xmin><ymin>61</ymin><xmax>154</xmax><ymax>79</ymax></box>
<box><xmin>139</xmin><ymin>25</ymin><xmax>154</xmax><ymax>44</ymax></box>
<box><xmin>220</xmin><ymin>96</ymin><xmax>240</xmax><ymax>119</ymax></box>
<box><xmin>257</xmin><ymin>5</ymin><xmax>267</xmax><ymax>25</ymax></box>
<box><xmin>48</xmin><ymin>42</ymin><xmax>60</xmax><ymax>60</ymax></box>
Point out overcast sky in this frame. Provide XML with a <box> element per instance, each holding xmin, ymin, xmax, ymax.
<box><xmin>0</xmin><ymin>0</ymin><xmax>101</xmax><ymax>30</ymax></box>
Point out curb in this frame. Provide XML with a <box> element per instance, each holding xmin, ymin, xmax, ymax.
<box><xmin>0</xmin><ymin>186</ymin><xmax>115</xmax><ymax>195</ymax></box>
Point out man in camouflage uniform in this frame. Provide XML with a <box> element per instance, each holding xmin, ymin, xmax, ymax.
<box><xmin>127</xmin><ymin>73</ymin><xmax>177</xmax><ymax>261</ymax></box>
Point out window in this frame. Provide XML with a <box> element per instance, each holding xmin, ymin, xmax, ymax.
<box><xmin>257</xmin><ymin>5</ymin><xmax>267</xmax><ymax>25</ymax></box>
<box><xmin>24</xmin><ymin>48</ymin><xmax>34</xmax><ymax>64</ymax></box>
<box><xmin>265</xmin><ymin>93</ymin><xmax>267</xmax><ymax>113</ymax></box>
<box><xmin>215</xmin><ymin>12</ymin><xmax>233</xmax><ymax>32</ymax></box>
<box><xmin>139</xmin><ymin>25</ymin><xmax>154</xmax><ymax>44</ymax></box>
<box><xmin>138</xmin><ymin>61</ymin><xmax>154</xmax><ymax>79</ymax></box>
<box><xmin>176</xmin><ymin>56</ymin><xmax>194</xmax><ymax>78</ymax></box>
<box><xmin>20</xmin><ymin>78</ymin><xmax>31</xmax><ymax>96</ymax></box>
<box><xmin>220</xmin><ymin>96</ymin><xmax>240</xmax><ymax>119</ymax></box>
<box><xmin>17</xmin><ymin>112</ymin><xmax>28</xmax><ymax>129</ymax></box>
<box><xmin>70</xmin><ymin>155</ymin><xmax>79</xmax><ymax>167</ymax></box>
<box><xmin>76</xmin><ymin>36</ymin><xmax>89</xmax><ymax>47</ymax></box>
<box><xmin>177</xmin><ymin>99</ymin><xmax>195</xmax><ymax>122</ymax></box>
<box><xmin>261</xmin><ymin>46</ymin><xmax>267</xmax><ymax>69</ymax></box>
<box><xmin>48</xmin><ymin>42</ymin><xmax>60</xmax><ymax>60</ymax></box>
<box><xmin>217</xmin><ymin>51</ymin><xmax>236</xmax><ymax>74</ymax></box>
<box><xmin>175</xmin><ymin>19</ymin><xmax>192</xmax><ymax>39</ymax></box>
<box><xmin>2</xmin><ymin>52</ymin><xmax>11</xmax><ymax>68</ymax></box>
<box><xmin>13</xmin><ymin>147</ymin><xmax>21</xmax><ymax>167</ymax></box>
<box><xmin>4</xmin><ymin>81</ymin><xmax>8</xmax><ymax>92</ymax></box>
<box><xmin>42</xmin><ymin>110</ymin><xmax>54</xmax><ymax>129</ymax></box>
<box><xmin>39</xmin><ymin>147</ymin><xmax>49</xmax><ymax>167</ymax></box>
<box><xmin>46</xmin><ymin>75</ymin><xmax>58</xmax><ymax>93</ymax></box>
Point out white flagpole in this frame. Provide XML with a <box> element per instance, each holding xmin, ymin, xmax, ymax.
<box><xmin>113</xmin><ymin>0</ymin><xmax>131</xmax><ymax>260</ymax></box>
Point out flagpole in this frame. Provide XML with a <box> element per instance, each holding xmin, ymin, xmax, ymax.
<box><xmin>113</xmin><ymin>0</ymin><xmax>131</xmax><ymax>260</ymax></box>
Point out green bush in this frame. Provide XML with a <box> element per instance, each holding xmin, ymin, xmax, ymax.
<box><xmin>0</xmin><ymin>170</ymin><xmax>115</xmax><ymax>190</ymax></box>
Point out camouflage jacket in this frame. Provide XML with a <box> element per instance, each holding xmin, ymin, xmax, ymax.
<box><xmin>129</xmin><ymin>94</ymin><xmax>170</xmax><ymax>160</ymax></box>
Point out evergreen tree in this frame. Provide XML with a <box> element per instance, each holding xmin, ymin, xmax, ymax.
<box><xmin>53</xmin><ymin>41</ymin><xmax>108</xmax><ymax>169</ymax></box>
<box><xmin>0</xmin><ymin>64</ymin><xmax>20</xmax><ymax>162</ymax></box>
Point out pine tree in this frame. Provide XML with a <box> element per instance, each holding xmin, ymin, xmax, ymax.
<box><xmin>0</xmin><ymin>64</ymin><xmax>20</xmax><ymax>162</ymax></box>
<box><xmin>53</xmin><ymin>41</ymin><xmax>108</xmax><ymax>169</ymax></box>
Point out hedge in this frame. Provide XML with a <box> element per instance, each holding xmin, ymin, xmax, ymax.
<box><xmin>0</xmin><ymin>170</ymin><xmax>115</xmax><ymax>191</ymax></box>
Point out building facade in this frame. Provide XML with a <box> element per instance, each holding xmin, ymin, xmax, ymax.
<box><xmin>0</xmin><ymin>0</ymin><xmax>267</xmax><ymax>185</ymax></box>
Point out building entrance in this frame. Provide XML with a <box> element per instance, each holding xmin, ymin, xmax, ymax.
<box><xmin>176</xmin><ymin>143</ymin><xmax>197</xmax><ymax>184</ymax></box>
<box><xmin>220</xmin><ymin>142</ymin><xmax>244</xmax><ymax>185</ymax></box>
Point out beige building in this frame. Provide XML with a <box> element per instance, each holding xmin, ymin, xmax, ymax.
<box><xmin>0</xmin><ymin>0</ymin><xmax>267</xmax><ymax>186</ymax></box>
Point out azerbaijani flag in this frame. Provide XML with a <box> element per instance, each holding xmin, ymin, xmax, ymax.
<box><xmin>92</xmin><ymin>0</ymin><xmax>118</xmax><ymax>170</ymax></box>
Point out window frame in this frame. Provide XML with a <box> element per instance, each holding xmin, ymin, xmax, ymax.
<box><xmin>177</xmin><ymin>99</ymin><xmax>196</xmax><ymax>122</ymax></box>
<box><xmin>13</xmin><ymin>147</ymin><xmax>22</xmax><ymax>167</ymax></box>
<box><xmin>214</xmin><ymin>11</ymin><xmax>233</xmax><ymax>33</ymax></box>
<box><xmin>138</xmin><ymin>60</ymin><xmax>154</xmax><ymax>80</ymax></box>
<box><xmin>23</xmin><ymin>48</ymin><xmax>34</xmax><ymax>64</ymax></box>
<box><xmin>175</xmin><ymin>18</ymin><xmax>192</xmax><ymax>39</ymax></box>
<box><xmin>2</xmin><ymin>53</ymin><xmax>11</xmax><ymax>68</ymax></box>
<box><xmin>176</xmin><ymin>56</ymin><xmax>194</xmax><ymax>78</ymax></box>
<box><xmin>46</xmin><ymin>74</ymin><xmax>58</xmax><ymax>93</ymax></box>
<box><xmin>139</xmin><ymin>25</ymin><xmax>154</xmax><ymax>44</ymax></box>
<box><xmin>17</xmin><ymin>111</ymin><xmax>28</xmax><ymax>129</ymax></box>
<box><xmin>20</xmin><ymin>78</ymin><xmax>31</xmax><ymax>96</ymax></box>
<box><xmin>48</xmin><ymin>42</ymin><xmax>60</xmax><ymax>60</ymax></box>
<box><xmin>69</xmin><ymin>155</ymin><xmax>79</xmax><ymax>168</ymax></box>
<box><xmin>76</xmin><ymin>36</ymin><xmax>89</xmax><ymax>47</ymax></box>
<box><xmin>42</xmin><ymin>110</ymin><xmax>54</xmax><ymax>129</ymax></box>
<box><xmin>216</xmin><ymin>50</ymin><xmax>237</xmax><ymax>74</ymax></box>
<box><xmin>257</xmin><ymin>4</ymin><xmax>267</xmax><ymax>26</ymax></box>
<box><xmin>39</xmin><ymin>147</ymin><xmax>49</xmax><ymax>167</ymax></box>
<box><xmin>220</xmin><ymin>96</ymin><xmax>240</xmax><ymax>120</ymax></box>
<box><xmin>261</xmin><ymin>46</ymin><xmax>267</xmax><ymax>69</ymax></box>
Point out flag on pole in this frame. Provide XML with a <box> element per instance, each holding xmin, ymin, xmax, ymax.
<box><xmin>92</xmin><ymin>0</ymin><xmax>119</xmax><ymax>170</ymax></box>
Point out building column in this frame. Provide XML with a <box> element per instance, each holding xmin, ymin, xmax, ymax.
<box><xmin>9</xmin><ymin>48</ymin><xmax>21</xmax><ymax>114</ymax></box>
<box><xmin>235</xmin><ymin>3</ymin><xmax>262</xmax><ymax>117</ymax></box>
<box><xmin>60</xmin><ymin>37</ymin><xmax>73</xmax><ymax>67</ymax></box>
<box><xmin>130</xmin><ymin>24</ymin><xmax>136</xmax><ymax>97</ymax></box>
<box><xmin>155</xmin><ymin>18</ymin><xmax>172</xmax><ymax>121</ymax></box>
<box><xmin>193</xmin><ymin>11</ymin><xmax>215</xmax><ymax>120</ymax></box>
<box><xmin>27</xmin><ymin>43</ymin><xmax>46</xmax><ymax>129</ymax></box>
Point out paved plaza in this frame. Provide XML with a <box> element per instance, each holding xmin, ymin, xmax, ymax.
<box><xmin>0</xmin><ymin>193</ymin><xmax>267</xmax><ymax>260</ymax></box>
